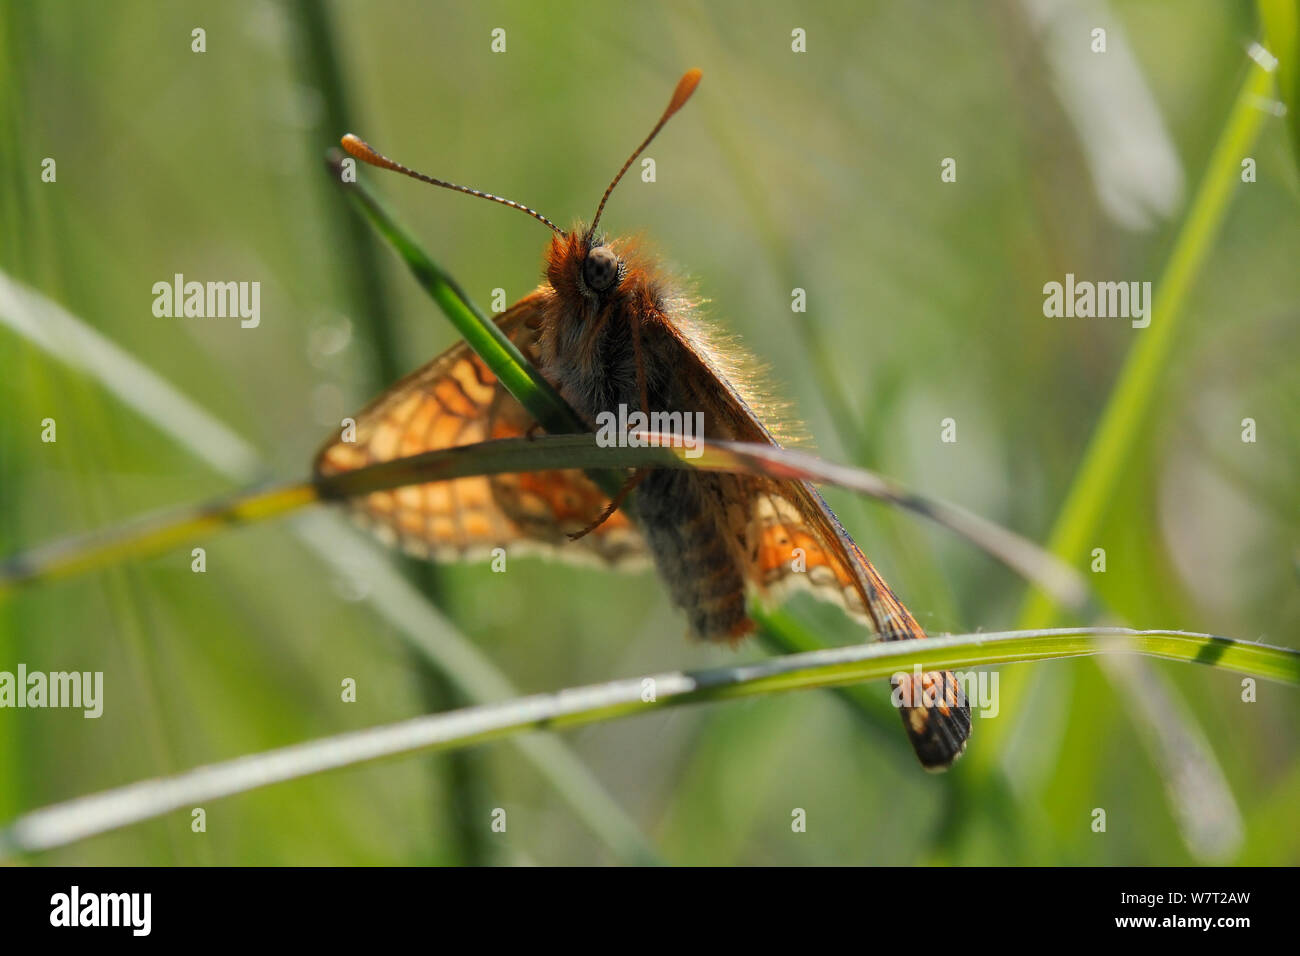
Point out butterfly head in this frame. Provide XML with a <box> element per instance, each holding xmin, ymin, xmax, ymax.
<box><xmin>544</xmin><ymin>229</ymin><xmax>627</xmax><ymax>306</ymax></box>
<box><xmin>582</xmin><ymin>244</ymin><xmax>622</xmax><ymax>295</ymax></box>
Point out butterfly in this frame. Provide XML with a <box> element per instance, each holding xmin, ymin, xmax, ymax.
<box><xmin>316</xmin><ymin>70</ymin><xmax>970</xmax><ymax>769</ymax></box>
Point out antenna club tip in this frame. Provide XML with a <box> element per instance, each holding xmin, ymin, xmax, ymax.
<box><xmin>340</xmin><ymin>134</ymin><xmax>398</xmax><ymax>173</ymax></box>
<box><xmin>340</xmin><ymin>133</ymin><xmax>370</xmax><ymax>159</ymax></box>
<box><xmin>669</xmin><ymin>69</ymin><xmax>703</xmax><ymax>113</ymax></box>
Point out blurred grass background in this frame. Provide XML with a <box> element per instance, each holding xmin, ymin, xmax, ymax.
<box><xmin>1</xmin><ymin>0</ymin><xmax>1297</xmax><ymax>864</ymax></box>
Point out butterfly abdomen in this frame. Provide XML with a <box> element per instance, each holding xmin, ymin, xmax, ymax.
<box><xmin>535</xmin><ymin>279</ymin><xmax>754</xmax><ymax>640</ymax></box>
<box><xmin>636</xmin><ymin>468</ymin><xmax>753</xmax><ymax>640</ymax></box>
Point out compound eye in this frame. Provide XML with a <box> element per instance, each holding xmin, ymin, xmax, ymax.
<box><xmin>583</xmin><ymin>246</ymin><xmax>620</xmax><ymax>293</ymax></box>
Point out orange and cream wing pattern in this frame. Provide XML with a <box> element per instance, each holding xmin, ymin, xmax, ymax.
<box><xmin>660</xmin><ymin>313</ymin><xmax>922</xmax><ymax>638</ymax></box>
<box><xmin>717</xmin><ymin>472</ymin><xmax>900</xmax><ymax>637</ymax></box>
<box><xmin>741</xmin><ymin>478</ymin><xmax>872</xmax><ymax>622</ymax></box>
<box><xmin>666</xmin><ymin>314</ymin><xmax>970</xmax><ymax>768</ymax></box>
<box><xmin>313</xmin><ymin>294</ymin><xmax>645</xmax><ymax>568</ymax></box>
<box><xmin>730</xmin><ymin>470</ymin><xmax>970</xmax><ymax>768</ymax></box>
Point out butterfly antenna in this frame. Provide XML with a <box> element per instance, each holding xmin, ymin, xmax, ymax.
<box><xmin>340</xmin><ymin>134</ymin><xmax>564</xmax><ymax>236</ymax></box>
<box><xmin>587</xmin><ymin>68</ymin><xmax>702</xmax><ymax>242</ymax></box>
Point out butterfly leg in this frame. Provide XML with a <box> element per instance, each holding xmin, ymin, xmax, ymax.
<box><xmin>567</xmin><ymin>468</ymin><xmax>646</xmax><ymax>541</ymax></box>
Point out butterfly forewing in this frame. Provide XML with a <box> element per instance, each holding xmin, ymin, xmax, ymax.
<box><xmin>313</xmin><ymin>295</ymin><xmax>644</xmax><ymax>568</ymax></box>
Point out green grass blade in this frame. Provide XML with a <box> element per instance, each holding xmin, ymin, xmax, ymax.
<box><xmin>1</xmin><ymin>433</ymin><xmax>1086</xmax><ymax>610</ymax></box>
<box><xmin>2</xmin><ymin>626</ymin><xmax>1292</xmax><ymax>858</ymax></box>
<box><xmin>1019</xmin><ymin>55</ymin><xmax>1277</xmax><ymax>628</ymax></box>
<box><xmin>331</xmin><ymin>156</ymin><xmax>587</xmax><ymax>437</ymax></box>
<box><xmin>1259</xmin><ymin>0</ymin><xmax>1300</xmax><ymax>165</ymax></box>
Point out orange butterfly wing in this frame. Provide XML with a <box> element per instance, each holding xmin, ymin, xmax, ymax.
<box><xmin>664</xmin><ymin>313</ymin><xmax>972</xmax><ymax>768</ymax></box>
<box><xmin>313</xmin><ymin>293</ymin><xmax>645</xmax><ymax>569</ymax></box>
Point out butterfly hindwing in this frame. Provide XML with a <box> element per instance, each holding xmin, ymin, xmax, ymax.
<box><xmin>663</xmin><ymin>310</ymin><xmax>972</xmax><ymax>769</ymax></box>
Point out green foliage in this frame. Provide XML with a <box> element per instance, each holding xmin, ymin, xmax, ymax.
<box><xmin>0</xmin><ymin>0</ymin><xmax>1296</xmax><ymax>865</ymax></box>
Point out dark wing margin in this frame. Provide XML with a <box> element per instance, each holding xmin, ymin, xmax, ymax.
<box><xmin>662</xmin><ymin>308</ymin><xmax>972</xmax><ymax>769</ymax></box>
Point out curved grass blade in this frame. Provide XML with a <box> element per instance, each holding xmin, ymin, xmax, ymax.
<box><xmin>0</xmin><ymin>433</ymin><xmax>1087</xmax><ymax>611</ymax></box>
<box><xmin>1</xmin><ymin>626</ymin><xmax>1293</xmax><ymax>858</ymax></box>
